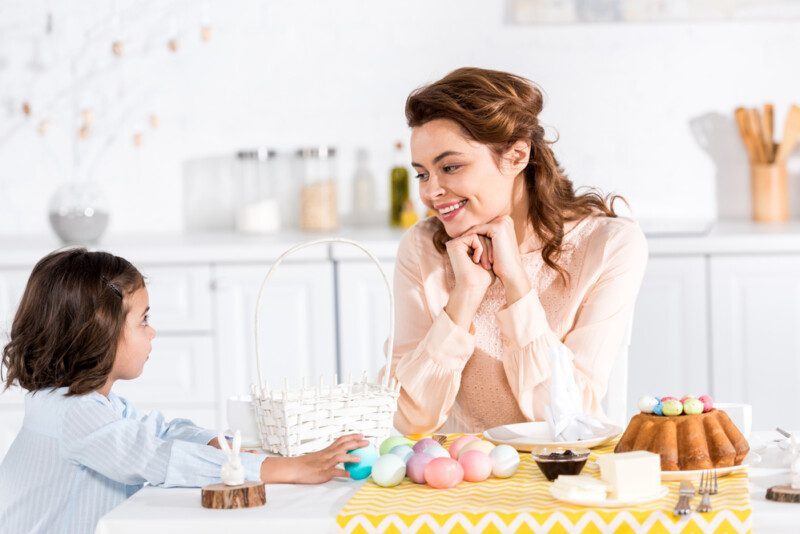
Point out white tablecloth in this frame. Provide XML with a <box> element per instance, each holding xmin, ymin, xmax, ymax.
<box><xmin>95</xmin><ymin>431</ymin><xmax>800</xmax><ymax>534</ymax></box>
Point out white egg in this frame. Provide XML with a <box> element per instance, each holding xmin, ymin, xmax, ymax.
<box><xmin>637</xmin><ymin>396</ymin><xmax>659</xmax><ymax>414</ymax></box>
<box><xmin>423</xmin><ymin>444</ymin><xmax>451</xmax><ymax>459</ymax></box>
<box><xmin>489</xmin><ymin>444</ymin><xmax>520</xmax><ymax>478</ymax></box>
<box><xmin>370</xmin><ymin>454</ymin><xmax>406</xmax><ymax>487</ymax></box>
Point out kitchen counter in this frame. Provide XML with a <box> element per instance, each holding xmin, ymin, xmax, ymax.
<box><xmin>4</xmin><ymin>219</ymin><xmax>800</xmax><ymax>266</ymax></box>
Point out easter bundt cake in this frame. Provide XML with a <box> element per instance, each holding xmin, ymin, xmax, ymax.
<box><xmin>614</xmin><ymin>395</ymin><xmax>750</xmax><ymax>471</ymax></box>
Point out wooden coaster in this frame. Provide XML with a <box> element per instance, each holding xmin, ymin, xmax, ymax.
<box><xmin>766</xmin><ymin>485</ymin><xmax>800</xmax><ymax>503</ymax></box>
<box><xmin>201</xmin><ymin>481</ymin><xmax>267</xmax><ymax>509</ymax></box>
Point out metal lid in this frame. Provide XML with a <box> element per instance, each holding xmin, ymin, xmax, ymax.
<box><xmin>295</xmin><ymin>145</ymin><xmax>336</xmax><ymax>159</ymax></box>
<box><xmin>236</xmin><ymin>147</ymin><xmax>277</xmax><ymax>160</ymax></box>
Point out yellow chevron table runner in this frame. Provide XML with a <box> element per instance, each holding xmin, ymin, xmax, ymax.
<box><xmin>336</xmin><ymin>435</ymin><xmax>751</xmax><ymax>533</ymax></box>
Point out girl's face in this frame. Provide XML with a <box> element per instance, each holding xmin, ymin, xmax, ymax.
<box><xmin>112</xmin><ymin>287</ymin><xmax>156</xmax><ymax>381</ymax></box>
<box><xmin>410</xmin><ymin>118</ymin><xmax>529</xmax><ymax>238</ymax></box>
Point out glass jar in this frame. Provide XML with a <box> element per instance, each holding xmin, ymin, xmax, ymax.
<box><xmin>234</xmin><ymin>147</ymin><xmax>280</xmax><ymax>234</ymax></box>
<box><xmin>295</xmin><ymin>146</ymin><xmax>338</xmax><ymax>231</ymax></box>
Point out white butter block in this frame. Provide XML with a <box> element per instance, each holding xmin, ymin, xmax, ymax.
<box><xmin>551</xmin><ymin>475</ymin><xmax>608</xmax><ymax>501</ymax></box>
<box><xmin>597</xmin><ymin>451</ymin><xmax>661</xmax><ymax>500</ymax></box>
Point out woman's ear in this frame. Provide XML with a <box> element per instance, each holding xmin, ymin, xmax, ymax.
<box><xmin>502</xmin><ymin>139</ymin><xmax>531</xmax><ymax>176</ymax></box>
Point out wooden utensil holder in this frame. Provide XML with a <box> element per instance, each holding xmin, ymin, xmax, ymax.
<box><xmin>751</xmin><ymin>163</ymin><xmax>789</xmax><ymax>223</ymax></box>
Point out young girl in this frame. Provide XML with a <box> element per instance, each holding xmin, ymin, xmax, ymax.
<box><xmin>0</xmin><ymin>248</ymin><xmax>367</xmax><ymax>534</ymax></box>
<box><xmin>389</xmin><ymin>67</ymin><xmax>648</xmax><ymax>434</ymax></box>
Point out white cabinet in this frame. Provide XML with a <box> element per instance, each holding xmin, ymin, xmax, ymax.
<box><xmin>627</xmin><ymin>256</ymin><xmax>710</xmax><ymax>415</ymax></box>
<box><xmin>336</xmin><ymin>260</ymin><xmax>395</xmax><ymax>381</ymax></box>
<box><xmin>710</xmin><ymin>255</ymin><xmax>800</xmax><ymax>430</ymax></box>
<box><xmin>212</xmin><ymin>263</ymin><xmax>337</xmax><ymax>411</ymax></box>
<box><xmin>140</xmin><ymin>265</ymin><xmax>213</xmax><ymax>332</ymax></box>
<box><xmin>113</xmin><ymin>336</ymin><xmax>218</xmax><ymax>428</ymax></box>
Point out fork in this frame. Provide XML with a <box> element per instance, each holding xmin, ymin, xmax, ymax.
<box><xmin>697</xmin><ymin>469</ymin><xmax>718</xmax><ymax>513</ymax></box>
<box><xmin>674</xmin><ymin>480</ymin><xmax>695</xmax><ymax>516</ymax></box>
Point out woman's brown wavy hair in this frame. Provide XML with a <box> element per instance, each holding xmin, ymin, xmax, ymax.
<box><xmin>2</xmin><ymin>248</ymin><xmax>144</xmax><ymax>395</ymax></box>
<box><xmin>405</xmin><ymin>67</ymin><xmax>623</xmax><ymax>284</ymax></box>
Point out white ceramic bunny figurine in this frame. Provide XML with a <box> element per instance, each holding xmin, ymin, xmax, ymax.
<box><xmin>218</xmin><ymin>430</ymin><xmax>245</xmax><ymax>486</ymax></box>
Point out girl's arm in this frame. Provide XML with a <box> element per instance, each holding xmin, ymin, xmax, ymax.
<box><xmin>497</xmin><ymin>222</ymin><xmax>648</xmax><ymax>419</ymax></box>
<box><xmin>59</xmin><ymin>397</ymin><xmax>266</xmax><ymax>488</ymax></box>
<box><xmin>387</xmin><ymin>227</ymin><xmax>476</xmax><ymax>435</ymax></box>
<box><xmin>117</xmin><ymin>398</ymin><xmax>218</xmax><ymax>445</ymax></box>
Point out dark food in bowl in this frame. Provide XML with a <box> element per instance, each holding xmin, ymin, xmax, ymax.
<box><xmin>532</xmin><ymin>448</ymin><xmax>590</xmax><ymax>481</ymax></box>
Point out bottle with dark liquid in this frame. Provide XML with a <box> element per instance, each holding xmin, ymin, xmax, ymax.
<box><xmin>389</xmin><ymin>141</ymin><xmax>409</xmax><ymax>228</ymax></box>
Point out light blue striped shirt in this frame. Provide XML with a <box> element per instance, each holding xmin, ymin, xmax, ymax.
<box><xmin>0</xmin><ymin>387</ymin><xmax>266</xmax><ymax>534</ymax></box>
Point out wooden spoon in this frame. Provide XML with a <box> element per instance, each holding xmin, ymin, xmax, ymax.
<box><xmin>776</xmin><ymin>104</ymin><xmax>800</xmax><ymax>164</ymax></box>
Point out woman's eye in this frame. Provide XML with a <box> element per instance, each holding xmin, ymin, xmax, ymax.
<box><xmin>414</xmin><ymin>172</ymin><xmax>428</xmax><ymax>181</ymax></box>
<box><xmin>443</xmin><ymin>164</ymin><xmax>460</xmax><ymax>173</ymax></box>
<box><xmin>142</xmin><ymin>315</ymin><xmax>150</xmax><ymax>326</ymax></box>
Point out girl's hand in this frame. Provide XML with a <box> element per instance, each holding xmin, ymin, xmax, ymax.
<box><xmin>260</xmin><ymin>433</ymin><xmax>369</xmax><ymax>484</ymax></box>
<box><xmin>464</xmin><ymin>216</ymin><xmax>530</xmax><ymax>304</ymax></box>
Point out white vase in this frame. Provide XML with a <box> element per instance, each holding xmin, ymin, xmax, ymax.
<box><xmin>48</xmin><ymin>181</ymin><xmax>110</xmax><ymax>245</ymax></box>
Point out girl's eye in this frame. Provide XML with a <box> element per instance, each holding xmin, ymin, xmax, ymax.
<box><xmin>142</xmin><ymin>314</ymin><xmax>150</xmax><ymax>326</ymax></box>
<box><xmin>414</xmin><ymin>172</ymin><xmax>428</xmax><ymax>181</ymax></box>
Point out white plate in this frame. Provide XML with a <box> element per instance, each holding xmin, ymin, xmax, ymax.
<box><xmin>483</xmin><ymin>421</ymin><xmax>623</xmax><ymax>451</ymax></box>
<box><xmin>550</xmin><ymin>484</ymin><xmax>669</xmax><ymax>508</ymax></box>
<box><xmin>660</xmin><ymin>463</ymin><xmax>749</xmax><ymax>481</ymax></box>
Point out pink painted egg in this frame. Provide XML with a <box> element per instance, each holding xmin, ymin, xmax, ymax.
<box><xmin>406</xmin><ymin>452</ymin><xmax>434</xmax><ymax>484</ymax></box>
<box><xmin>660</xmin><ymin>396</ymin><xmax>677</xmax><ymax>402</ymax></box>
<box><xmin>448</xmin><ymin>434</ymin><xmax>480</xmax><ymax>459</ymax></box>
<box><xmin>458</xmin><ymin>450</ymin><xmax>493</xmax><ymax>482</ymax></box>
<box><xmin>412</xmin><ymin>438</ymin><xmax>439</xmax><ymax>454</ymax></box>
<box><xmin>698</xmin><ymin>394</ymin><xmax>714</xmax><ymax>412</ymax></box>
<box><xmin>424</xmin><ymin>457</ymin><xmax>464</xmax><ymax>489</ymax></box>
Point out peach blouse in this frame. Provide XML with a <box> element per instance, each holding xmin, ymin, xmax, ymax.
<box><xmin>388</xmin><ymin>215</ymin><xmax>648</xmax><ymax>435</ymax></box>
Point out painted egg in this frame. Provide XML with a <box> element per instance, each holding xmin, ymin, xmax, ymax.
<box><xmin>458</xmin><ymin>439</ymin><xmax>496</xmax><ymax>459</ymax></box>
<box><xmin>423</xmin><ymin>443</ymin><xmax>451</xmax><ymax>459</ymax></box>
<box><xmin>389</xmin><ymin>444</ymin><xmax>414</xmax><ymax>463</ymax></box>
<box><xmin>489</xmin><ymin>444</ymin><xmax>520</xmax><ymax>478</ymax></box>
<box><xmin>652</xmin><ymin>402</ymin><xmax>664</xmax><ymax>416</ymax></box>
<box><xmin>680</xmin><ymin>394</ymin><xmax>696</xmax><ymax>403</ymax></box>
<box><xmin>698</xmin><ymin>394</ymin><xmax>714</xmax><ymax>412</ymax></box>
<box><xmin>424</xmin><ymin>457</ymin><xmax>464</xmax><ymax>489</ymax></box>
<box><xmin>344</xmin><ymin>444</ymin><xmax>378</xmax><ymax>480</ymax></box>
<box><xmin>406</xmin><ymin>452</ymin><xmax>434</xmax><ymax>484</ymax></box>
<box><xmin>459</xmin><ymin>450</ymin><xmax>493</xmax><ymax>482</ymax></box>
<box><xmin>379</xmin><ymin>436</ymin><xmax>415</xmax><ymax>456</ymax></box>
<box><xmin>683</xmin><ymin>397</ymin><xmax>704</xmax><ymax>415</ymax></box>
<box><xmin>662</xmin><ymin>399</ymin><xmax>684</xmax><ymax>416</ymax></box>
<box><xmin>637</xmin><ymin>396</ymin><xmax>659</xmax><ymax>414</ymax></box>
<box><xmin>412</xmin><ymin>438</ymin><xmax>439</xmax><ymax>454</ymax></box>
<box><xmin>371</xmin><ymin>454</ymin><xmax>406</xmax><ymax>487</ymax></box>
<box><xmin>660</xmin><ymin>396</ymin><xmax>677</xmax><ymax>402</ymax></box>
<box><xmin>448</xmin><ymin>434</ymin><xmax>480</xmax><ymax>459</ymax></box>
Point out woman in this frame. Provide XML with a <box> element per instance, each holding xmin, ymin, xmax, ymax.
<box><xmin>389</xmin><ymin>67</ymin><xmax>647</xmax><ymax>435</ymax></box>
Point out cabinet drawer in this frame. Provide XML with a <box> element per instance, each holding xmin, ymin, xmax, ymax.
<box><xmin>114</xmin><ymin>335</ymin><xmax>216</xmax><ymax>407</ymax></box>
<box><xmin>140</xmin><ymin>265</ymin><xmax>212</xmax><ymax>332</ymax></box>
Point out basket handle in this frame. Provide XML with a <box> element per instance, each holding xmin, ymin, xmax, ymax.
<box><xmin>254</xmin><ymin>237</ymin><xmax>395</xmax><ymax>389</ymax></box>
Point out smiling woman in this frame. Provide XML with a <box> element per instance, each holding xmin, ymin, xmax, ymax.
<box><xmin>386</xmin><ymin>67</ymin><xmax>649</xmax><ymax>434</ymax></box>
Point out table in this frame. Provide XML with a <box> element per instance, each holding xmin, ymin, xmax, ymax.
<box><xmin>96</xmin><ymin>431</ymin><xmax>799</xmax><ymax>534</ymax></box>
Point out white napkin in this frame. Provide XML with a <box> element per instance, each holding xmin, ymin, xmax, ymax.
<box><xmin>545</xmin><ymin>344</ymin><xmax>606</xmax><ymax>442</ymax></box>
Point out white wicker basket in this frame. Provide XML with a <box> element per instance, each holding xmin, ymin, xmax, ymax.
<box><xmin>249</xmin><ymin>237</ymin><xmax>400</xmax><ymax>457</ymax></box>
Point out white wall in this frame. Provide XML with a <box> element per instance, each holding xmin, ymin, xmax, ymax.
<box><xmin>2</xmin><ymin>0</ymin><xmax>800</xmax><ymax>237</ymax></box>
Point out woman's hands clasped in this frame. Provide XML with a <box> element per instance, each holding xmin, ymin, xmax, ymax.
<box><xmin>444</xmin><ymin>216</ymin><xmax>531</xmax><ymax>330</ymax></box>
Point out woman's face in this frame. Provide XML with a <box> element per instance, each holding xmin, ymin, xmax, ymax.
<box><xmin>410</xmin><ymin>119</ymin><xmax>526</xmax><ymax>238</ymax></box>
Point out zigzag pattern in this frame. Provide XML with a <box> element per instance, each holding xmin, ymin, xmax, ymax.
<box><xmin>337</xmin><ymin>434</ymin><xmax>752</xmax><ymax>533</ymax></box>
